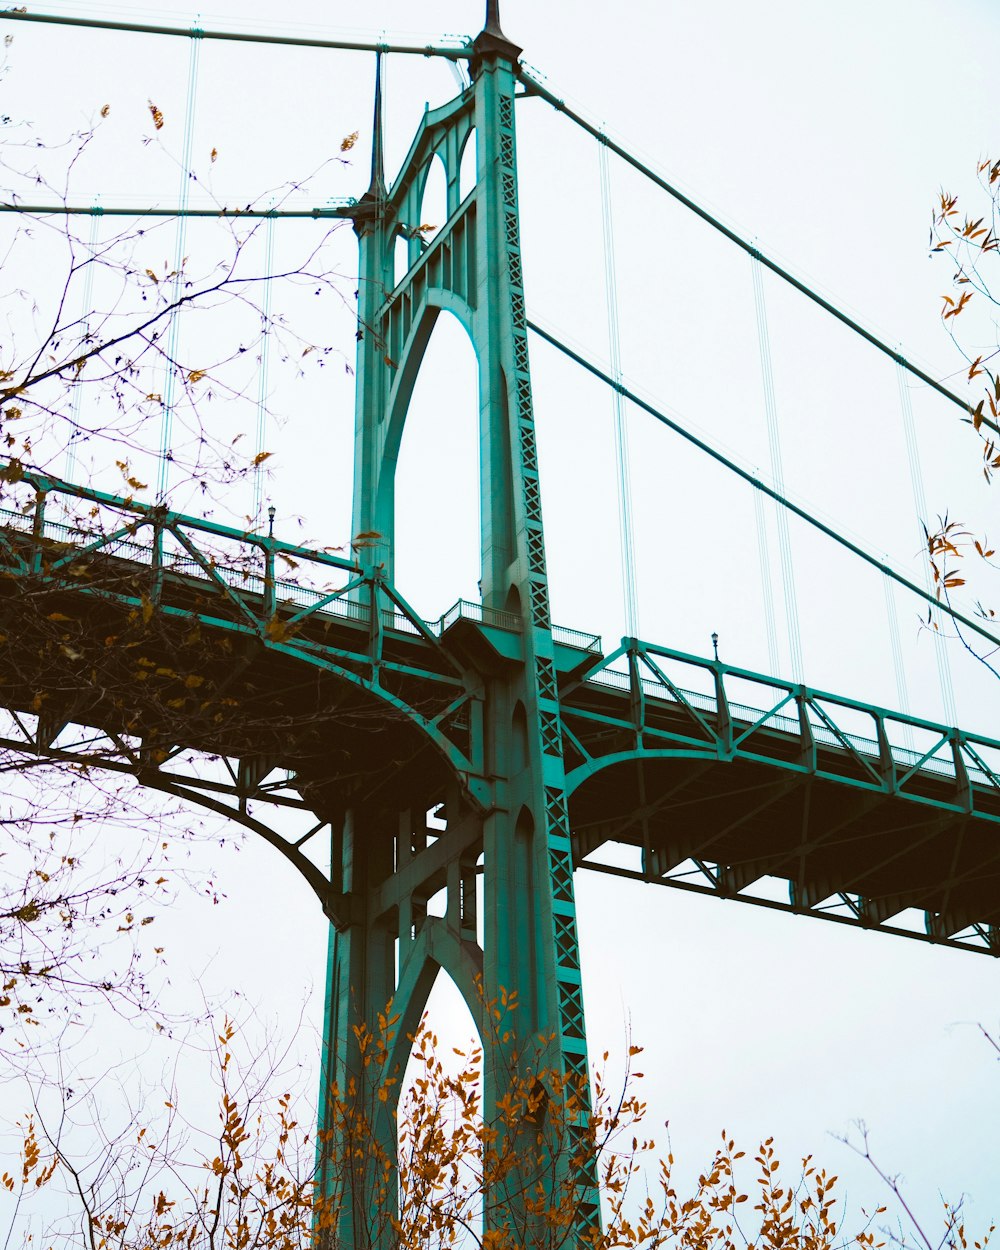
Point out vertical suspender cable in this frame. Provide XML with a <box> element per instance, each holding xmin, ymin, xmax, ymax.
<box><xmin>66</xmin><ymin>204</ymin><xmax>101</xmax><ymax>482</ymax></box>
<box><xmin>751</xmin><ymin>256</ymin><xmax>804</xmax><ymax>680</ymax></box>
<box><xmin>882</xmin><ymin>571</ymin><xmax>914</xmax><ymax>749</ymax></box>
<box><xmin>598</xmin><ymin>136</ymin><xmax>639</xmax><ymax>638</ymax></box>
<box><xmin>896</xmin><ymin>363</ymin><xmax>958</xmax><ymax>725</ymax></box>
<box><xmin>253</xmin><ymin>211</ymin><xmax>276</xmax><ymax>526</ymax></box>
<box><xmin>753</xmin><ymin>490</ymin><xmax>780</xmax><ymax>675</ymax></box>
<box><xmin>156</xmin><ymin>26</ymin><xmax>202</xmax><ymax>501</ymax></box>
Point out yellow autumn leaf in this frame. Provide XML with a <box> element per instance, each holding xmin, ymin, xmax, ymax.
<box><xmin>265</xmin><ymin>616</ymin><xmax>288</xmax><ymax>642</ymax></box>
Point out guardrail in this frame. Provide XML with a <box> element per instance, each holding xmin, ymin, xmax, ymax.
<box><xmin>438</xmin><ymin>597</ymin><xmax>601</xmax><ymax>652</ymax></box>
<box><xmin>583</xmin><ymin>641</ymin><xmax>1000</xmax><ymax>795</ymax></box>
<box><xmin>0</xmin><ymin>468</ymin><xmax>602</xmax><ymax>652</ymax></box>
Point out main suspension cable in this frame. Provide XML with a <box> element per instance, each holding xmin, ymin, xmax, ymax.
<box><xmin>526</xmin><ymin>318</ymin><xmax>1000</xmax><ymax>661</ymax></box>
<box><xmin>517</xmin><ymin>66</ymin><xmax>996</xmax><ymax>439</ymax></box>
<box><xmin>0</xmin><ymin>9</ymin><xmax>467</xmax><ymax>59</ymax></box>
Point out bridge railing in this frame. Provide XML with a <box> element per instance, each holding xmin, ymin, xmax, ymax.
<box><xmin>0</xmin><ymin>462</ymin><xmax>359</xmax><ymax>582</ymax></box>
<box><xmin>437</xmin><ymin>598</ymin><xmax>601</xmax><ymax>651</ymax></box>
<box><xmin>0</xmin><ymin>466</ymin><xmax>603</xmax><ymax>652</ymax></box>
<box><xmin>583</xmin><ymin>640</ymin><xmax>1000</xmax><ymax>799</ymax></box>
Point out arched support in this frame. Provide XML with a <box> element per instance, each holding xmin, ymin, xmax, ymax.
<box><xmin>147</xmin><ymin>774</ymin><xmax>349</xmax><ymax>924</ymax></box>
<box><xmin>390</xmin><ymin>915</ymin><xmax>485</xmax><ymax>1076</ymax></box>
<box><xmin>375</xmin><ymin>297</ymin><xmax>478</xmax><ymax>560</ymax></box>
<box><xmin>565</xmin><ymin>747</ymin><xmax>722</xmax><ymax>797</ymax></box>
<box><xmin>320</xmin><ymin>916</ymin><xmax>486</xmax><ymax>1250</ymax></box>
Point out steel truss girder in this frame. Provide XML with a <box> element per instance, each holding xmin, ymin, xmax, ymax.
<box><xmin>3</xmin><ymin>487</ymin><xmax>1000</xmax><ymax>947</ymax></box>
<box><xmin>3</xmin><ymin>498</ymin><xmax>999</xmax><ymax>955</ymax></box>
<box><xmin>562</xmin><ymin>640</ymin><xmax>1000</xmax><ymax>953</ymax></box>
<box><xmin>562</xmin><ymin>640</ymin><xmax>1000</xmax><ymax>819</ymax></box>
<box><xmin>0</xmin><ymin>470</ymin><xmax>490</xmax><ymax>806</ymax></box>
<box><xmin>0</xmin><ymin>718</ymin><xmax>349</xmax><ymax>922</ymax></box>
<box><xmin>577</xmin><ymin>856</ymin><xmax>1000</xmax><ymax>957</ymax></box>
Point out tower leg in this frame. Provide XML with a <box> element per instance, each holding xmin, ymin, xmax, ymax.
<box><xmin>317</xmin><ymin>809</ymin><xmax>398</xmax><ymax>1250</ymax></box>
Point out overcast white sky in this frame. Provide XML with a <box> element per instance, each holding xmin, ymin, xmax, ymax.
<box><xmin>2</xmin><ymin>0</ymin><xmax>999</xmax><ymax>1235</ymax></box>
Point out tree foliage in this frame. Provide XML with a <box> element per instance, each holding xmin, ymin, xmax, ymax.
<box><xmin>0</xmin><ymin>70</ymin><xmax>350</xmax><ymax>507</ymax></box>
<box><xmin>2</xmin><ymin>1009</ymin><xmax>903</xmax><ymax>1250</ymax></box>
<box><xmin>920</xmin><ymin>158</ymin><xmax>1000</xmax><ymax>670</ymax></box>
<box><xmin>931</xmin><ymin>159</ymin><xmax>1000</xmax><ymax>475</ymax></box>
<box><xmin>0</xmin><ymin>39</ymin><xmax>357</xmax><ymax>1039</ymax></box>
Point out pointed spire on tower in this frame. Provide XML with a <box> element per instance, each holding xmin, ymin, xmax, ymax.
<box><xmin>351</xmin><ymin>50</ymin><xmax>385</xmax><ymax>230</ymax></box>
<box><xmin>483</xmin><ymin>0</ymin><xmax>504</xmax><ymax>36</ymax></box>
<box><xmin>366</xmin><ymin>49</ymin><xmax>386</xmax><ymax>202</ymax></box>
<box><xmin>472</xmin><ymin>0</ymin><xmax>521</xmax><ymax>68</ymax></box>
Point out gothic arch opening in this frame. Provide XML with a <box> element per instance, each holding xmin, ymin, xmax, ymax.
<box><xmin>396</xmin><ymin>966</ymin><xmax>483</xmax><ymax>1234</ymax></box>
<box><xmin>459</xmin><ymin>127</ymin><xmax>477</xmax><ymax>202</ymax></box>
<box><xmin>418</xmin><ymin>151</ymin><xmax>448</xmax><ymax>244</ymax></box>
<box><xmin>394</xmin><ymin>232</ymin><xmax>412</xmax><ymax>288</ymax></box>
<box><xmin>393</xmin><ymin>309</ymin><xmax>481</xmax><ymax>619</ymax></box>
<box><xmin>511</xmin><ymin>700</ymin><xmax>529</xmax><ymax>775</ymax></box>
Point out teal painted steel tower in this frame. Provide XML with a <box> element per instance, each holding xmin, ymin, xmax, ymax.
<box><xmin>320</xmin><ymin>4</ymin><xmax>598</xmax><ymax>1242</ymax></box>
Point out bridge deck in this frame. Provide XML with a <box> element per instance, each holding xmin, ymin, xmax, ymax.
<box><xmin>563</xmin><ymin>662</ymin><xmax>1000</xmax><ymax>949</ymax></box>
<box><xmin>0</xmin><ymin>479</ymin><xmax>997</xmax><ymax>953</ymax></box>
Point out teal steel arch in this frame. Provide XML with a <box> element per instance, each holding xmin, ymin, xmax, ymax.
<box><xmin>378</xmin><ymin>298</ymin><xmax>479</xmax><ymax>530</ymax></box>
<box><xmin>565</xmin><ymin>747</ymin><xmax>717</xmax><ymax>795</ymax></box>
<box><xmin>390</xmin><ymin>917</ymin><xmax>486</xmax><ymax>1074</ymax></box>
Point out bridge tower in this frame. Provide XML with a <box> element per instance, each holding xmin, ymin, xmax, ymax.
<box><xmin>320</xmin><ymin>3</ymin><xmax>598</xmax><ymax>1243</ymax></box>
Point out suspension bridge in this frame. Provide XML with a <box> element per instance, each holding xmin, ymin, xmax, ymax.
<box><xmin>1</xmin><ymin>1</ymin><xmax>998</xmax><ymax>1241</ymax></box>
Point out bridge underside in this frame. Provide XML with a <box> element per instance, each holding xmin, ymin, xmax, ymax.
<box><xmin>1</xmin><ymin>495</ymin><xmax>999</xmax><ymax>953</ymax></box>
<box><xmin>562</xmin><ymin>654</ymin><xmax>1000</xmax><ymax>951</ymax></box>
<box><xmin>0</xmin><ymin>557</ymin><xmax>462</xmax><ymax>825</ymax></box>
<box><xmin>570</xmin><ymin>753</ymin><xmax>1000</xmax><ymax>947</ymax></box>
